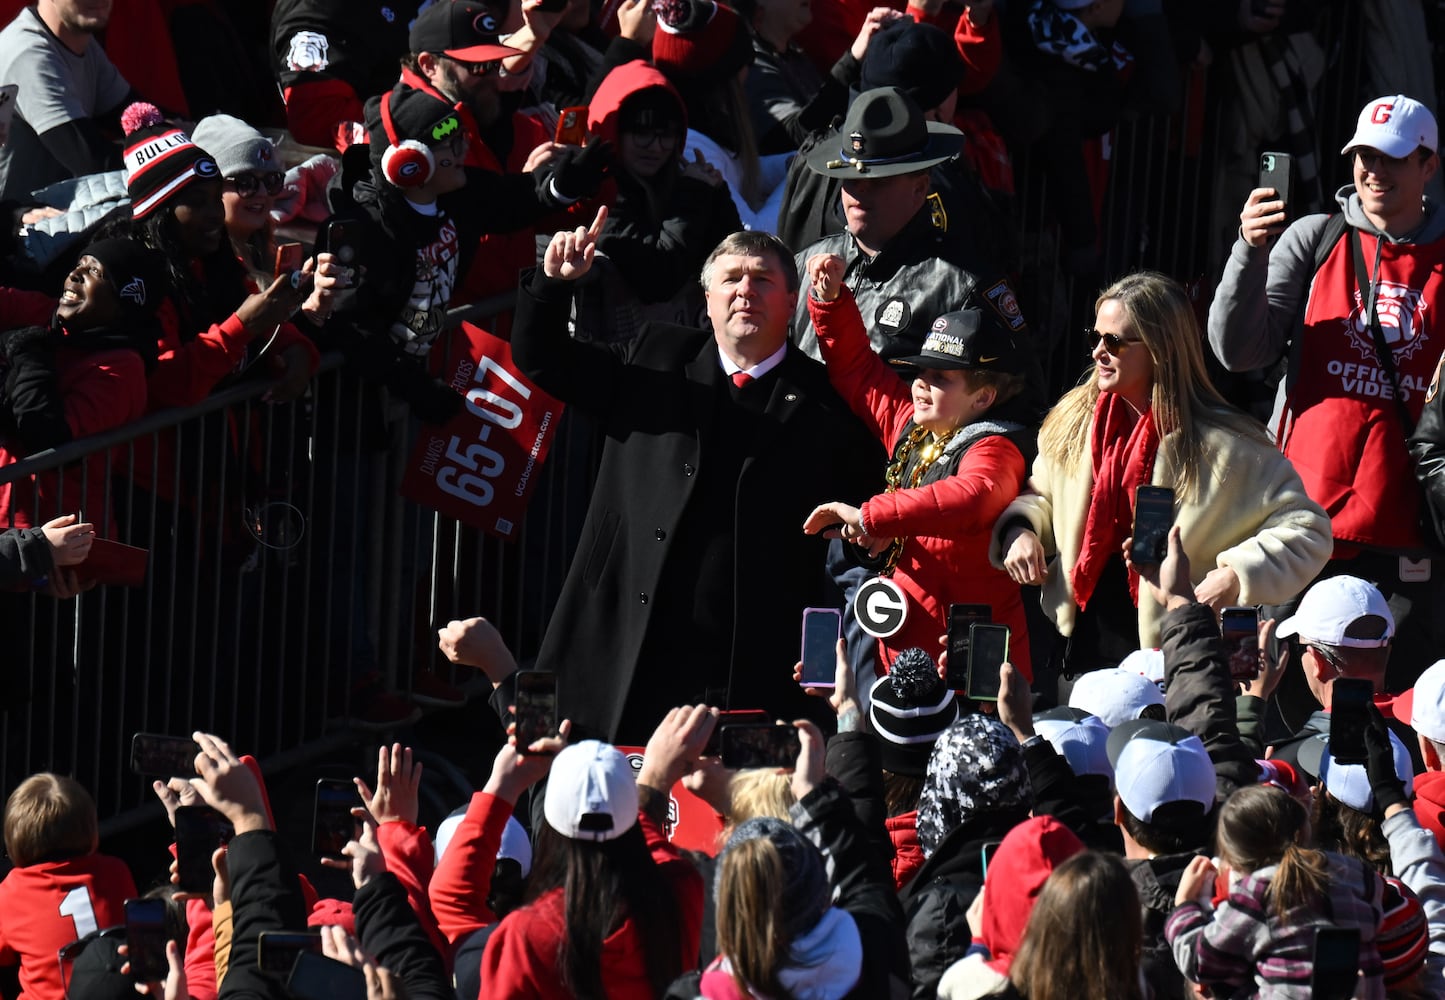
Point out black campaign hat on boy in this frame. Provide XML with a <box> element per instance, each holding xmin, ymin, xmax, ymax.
<box><xmin>890</xmin><ymin>308</ymin><xmax>1024</xmax><ymax>374</ymax></box>
<box><xmin>409</xmin><ymin>0</ymin><xmax>521</xmax><ymax>61</ymax></box>
<box><xmin>804</xmin><ymin>87</ymin><xmax>964</xmax><ymax>179</ymax></box>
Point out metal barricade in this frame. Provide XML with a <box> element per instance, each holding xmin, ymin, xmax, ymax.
<box><xmin>0</xmin><ymin>295</ymin><xmax>597</xmax><ymax>830</ymax></box>
<box><xmin>0</xmin><ymin>9</ymin><xmax>1395</xmax><ymax>829</ymax></box>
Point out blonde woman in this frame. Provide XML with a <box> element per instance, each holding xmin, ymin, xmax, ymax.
<box><xmin>991</xmin><ymin>271</ymin><xmax>1331</xmax><ymax>678</ymax></box>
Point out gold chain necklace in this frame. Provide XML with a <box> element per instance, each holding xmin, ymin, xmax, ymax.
<box><xmin>872</xmin><ymin>424</ymin><xmax>962</xmax><ymax>574</ymax></box>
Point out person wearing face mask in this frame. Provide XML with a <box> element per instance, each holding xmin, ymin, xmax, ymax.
<box><xmin>993</xmin><ymin>271</ymin><xmax>1331</xmax><ymax>688</ymax></box>
<box><xmin>574</xmin><ymin>59</ymin><xmax>740</xmax><ymax>339</ymax></box>
<box><xmin>801</xmin><ymin>251</ymin><xmax>1034</xmax><ymax>677</ymax></box>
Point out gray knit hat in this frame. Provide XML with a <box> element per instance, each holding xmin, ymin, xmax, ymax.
<box><xmin>191</xmin><ymin>114</ymin><xmax>279</xmax><ymax>177</ymax></box>
<box><xmin>718</xmin><ymin>817</ymin><xmax>831</xmax><ymax>940</ymax></box>
<box><xmin>916</xmin><ymin>715</ymin><xmax>1032</xmax><ymax>857</ymax></box>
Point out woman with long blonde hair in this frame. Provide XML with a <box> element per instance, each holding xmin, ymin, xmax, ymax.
<box><xmin>991</xmin><ymin>271</ymin><xmax>1332</xmax><ymax>681</ymax></box>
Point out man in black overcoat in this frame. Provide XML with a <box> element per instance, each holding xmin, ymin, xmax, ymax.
<box><xmin>509</xmin><ymin>207</ymin><xmax>881</xmax><ymax>743</ymax></box>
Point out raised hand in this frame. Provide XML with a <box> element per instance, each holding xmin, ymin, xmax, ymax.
<box><xmin>543</xmin><ymin>205</ymin><xmax>608</xmax><ymax>281</ymax></box>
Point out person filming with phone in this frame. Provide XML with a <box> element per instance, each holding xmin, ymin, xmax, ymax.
<box><xmin>1211</xmin><ymin>95</ymin><xmax>1445</xmax><ymax>693</ymax></box>
<box><xmin>993</xmin><ymin>271</ymin><xmax>1331</xmax><ymax>690</ymax></box>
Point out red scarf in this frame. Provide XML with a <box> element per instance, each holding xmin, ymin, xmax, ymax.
<box><xmin>1071</xmin><ymin>393</ymin><xmax>1159</xmax><ymax>610</ymax></box>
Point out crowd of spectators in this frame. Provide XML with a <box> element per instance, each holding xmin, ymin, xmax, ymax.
<box><xmin>2</xmin><ymin>0</ymin><xmax>1445</xmax><ymax>997</ymax></box>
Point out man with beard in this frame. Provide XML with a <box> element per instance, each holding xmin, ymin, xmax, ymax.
<box><xmin>400</xmin><ymin>0</ymin><xmax>570</xmax><ymax>324</ymax></box>
<box><xmin>0</xmin><ymin>0</ymin><xmax>138</xmax><ymax>199</ymax></box>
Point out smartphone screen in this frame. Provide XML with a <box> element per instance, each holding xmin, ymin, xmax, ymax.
<box><xmin>946</xmin><ymin>604</ymin><xmax>991</xmax><ymax>689</ymax></box>
<box><xmin>1329</xmin><ymin>677</ymin><xmax>1373</xmax><ymax>766</ymax></box>
<box><xmin>1130</xmin><ymin>486</ymin><xmax>1175</xmax><ymax>565</ymax></box>
<box><xmin>966</xmin><ymin>624</ymin><xmax>1009</xmax><ymax>702</ymax></box>
<box><xmin>174</xmin><ymin>806</ymin><xmax>233</xmax><ymax>893</ymax></box>
<box><xmin>130</xmin><ymin>733</ymin><xmax>200</xmax><ymax>778</ymax></box>
<box><xmin>800</xmin><ymin>608</ymin><xmax>841</xmax><ymax>687</ymax></box>
<box><xmin>321</xmin><ymin>220</ymin><xmax>359</xmax><ymax>267</ymax></box>
<box><xmin>124</xmin><ymin>898</ymin><xmax>169</xmax><ymax>982</ymax></box>
<box><xmin>701</xmin><ymin>709</ymin><xmax>771</xmax><ymax>757</ymax></box>
<box><xmin>1259</xmin><ymin>151</ymin><xmax>1292</xmax><ymax>213</ymax></box>
<box><xmin>287</xmin><ymin>950</ymin><xmax>367</xmax><ymax>1000</ymax></box>
<box><xmin>720</xmin><ymin>724</ymin><xmax>801</xmax><ymax>769</ymax></box>
<box><xmin>312</xmin><ymin>778</ymin><xmax>361</xmax><ymax>860</ymax></box>
<box><xmin>273</xmin><ymin>242</ymin><xmax>303</xmax><ymax>280</ymax></box>
<box><xmin>1220</xmin><ymin>606</ymin><xmax>1261</xmax><ymax>682</ymax></box>
<box><xmin>514</xmin><ymin>671</ymin><xmax>559</xmax><ymax>748</ymax></box>
<box><xmin>1310</xmin><ymin>925</ymin><xmax>1360</xmax><ymax>1000</ymax></box>
<box><xmin>258</xmin><ymin>931</ymin><xmax>324</xmax><ymax>976</ymax></box>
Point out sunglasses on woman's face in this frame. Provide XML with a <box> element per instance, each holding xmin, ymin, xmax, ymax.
<box><xmin>224</xmin><ymin>171</ymin><xmax>285</xmax><ymax>198</ymax></box>
<box><xmin>1085</xmin><ymin>327</ymin><xmax>1140</xmax><ymax>356</ymax></box>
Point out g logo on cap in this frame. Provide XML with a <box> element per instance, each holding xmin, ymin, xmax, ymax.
<box><xmin>474</xmin><ymin>11</ymin><xmax>498</xmax><ymax>31</ymax></box>
<box><xmin>1372</xmin><ymin>101</ymin><xmax>1395</xmax><ymax>124</ymax></box>
<box><xmin>194</xmin><ymin>158</ymin><xmax>219</xmax><ymax>177</ymax></box>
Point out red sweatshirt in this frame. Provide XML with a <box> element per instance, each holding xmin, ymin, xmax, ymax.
<box><xmin>0</xmin><ymin>854</ymin><xmax>137</xmax><ymax>1000</ymax></box>
<box><xmin>478</xmin><ymin>810</ymin><xmax>703</xmax><ymax>998</ymax></box>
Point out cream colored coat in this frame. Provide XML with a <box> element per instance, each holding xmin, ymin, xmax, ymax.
<box><xmin>988</xmin><ymin>421</ymin><xmax>1333</xmax><ymax>647</ymax></box>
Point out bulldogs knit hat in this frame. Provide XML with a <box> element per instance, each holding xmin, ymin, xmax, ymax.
<box><xmin>652</xmin><ymin>0</ymin><xmax>753</xmax><ymax>83</ymax></box>
<box><xmin>917</xmin><ymin>715</ymin><xmax>1032</xmax><ymax>857</ymax></box>
<box><xmin>543</xmin><ymin>740</ymin><xmax>638</xmax><ymax>842</ymax></box>
<box><xmin>868</xmin><ymin>647</ymin><xmax>959</xmax><ymax>777</ymax></box>
<box><xmin>191</xmin><ymin>114</ymin><xmax>279</xmax><ymax>178</ymax></box>
<box><xmin>121</xmin><ymin>103</ymin><xmax>220</xmax><ymax>220</ymax></box>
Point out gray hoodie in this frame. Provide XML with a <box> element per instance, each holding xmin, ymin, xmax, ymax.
<box><xmin>1207</xmin><ymin>183</ymin><xmax>1445</xmax><ymax>438</ymax></box>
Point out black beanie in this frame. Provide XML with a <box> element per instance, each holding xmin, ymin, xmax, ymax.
<box><xmin>860</xmin><ymin>21</ymin><xmax>965</xmax><ymax>115</ymax></box>
<box><xmin>83</xmin><ymin>238</ymin><xmax>168</xmax><ymax>322</ymax></box>
<box><xmin>868</xmin><ymin>647</ymin><xmax>960</xmax><ymax>777</ymax></box>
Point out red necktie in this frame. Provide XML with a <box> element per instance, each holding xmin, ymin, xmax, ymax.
<box><xmin>731</xmin><ymin>371</ymin><xmax>753</xmax><ymax>388</ymax></box>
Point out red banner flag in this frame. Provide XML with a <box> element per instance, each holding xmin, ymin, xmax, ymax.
<box><xmin>400</xmin><ymin>322</ymin><xmax>565</xmax><ymax>537</ymax></box>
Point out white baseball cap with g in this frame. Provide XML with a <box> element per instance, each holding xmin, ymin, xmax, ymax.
<box><xmin>1275</xmin><ymin>575</ymin><xmax>1395</xmax><ymax>648</ymax></box>
<box><xmin>1342</xmin><ymin>95</ymin><xmax>1439</xmax><ymax>158</ymax></box>
<box><xmin>543</xmin><ymin>740</ymin><xmax>639</xmax><ymax>842</ymax></box>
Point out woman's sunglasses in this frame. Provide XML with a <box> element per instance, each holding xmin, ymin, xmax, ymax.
<box><xmin>1085</xmin><ymin>327</ymin><xmax>1139</xmax><ymax>356</ymax></box>
<box><xmin>224</xmin><ymin>171</ymin><xmax>285</xmax><ymax>198</ymax></box>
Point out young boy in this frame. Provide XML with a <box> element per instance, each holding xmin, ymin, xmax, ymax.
<box><xmin>0</xmin><ymin>773</ymin><xmax>137</xmax><ymax>1000</ymax></box>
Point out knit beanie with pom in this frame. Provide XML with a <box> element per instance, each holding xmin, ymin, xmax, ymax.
<box><xmin>652</xmin><ymin>0</ymin><xmax>753</xmax><ymax>84</ymax></box>
<box><xmin>868</xmin><ymin>647</ymin><xmax>960</xmax><ymax>777</ymax></box>
<box><xmin>121</xmin><ymin>103</ymin><xmax>220</xmax><ymax>220</ymax></box>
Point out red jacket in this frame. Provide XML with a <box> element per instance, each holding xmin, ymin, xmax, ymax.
<box><xmin>478</xmin><ymin>809</ymin><xmax>703</xmax><ymax>998</ymax></box>
<box><xmin>809</xmin><ymin>289</ymin><xmax>1031</xmax><ymax>677</ymax></box>
<box><xmin>0</xmin><ymin>853</ymin><xmax>137</xmax><ymax>1000</ymax></box>
<box><xmin>0</xmin><ymin>344</ymin><xmax>147</xmax><ymax>532</ymax></box>
<box><xmin>886</xmin><ymin>811</ymin><xmax>925</xmax><ymax>891</ymax></box>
